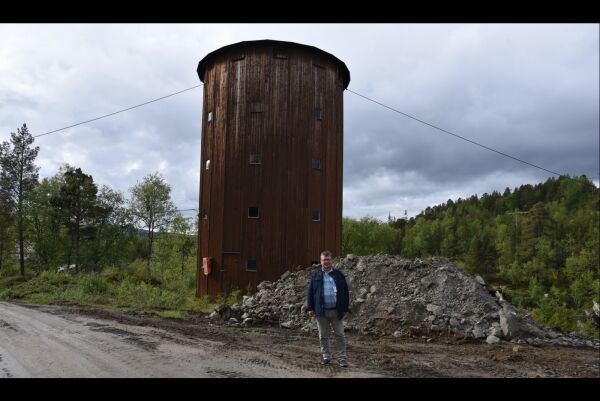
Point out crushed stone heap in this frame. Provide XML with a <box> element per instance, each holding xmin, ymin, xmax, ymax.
<box><xmin>217</xmin><ymin>254</ymin><xmax>598</xmax><ymax>348</ymax></box>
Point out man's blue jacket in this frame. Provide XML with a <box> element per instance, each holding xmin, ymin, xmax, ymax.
<box><xmin>307</xmin><ymin>266</ymin><xmax>350</xmax><ymax>320</ymax></box>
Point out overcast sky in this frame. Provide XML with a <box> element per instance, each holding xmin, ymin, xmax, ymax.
<box><xmin>1</xmin><ymin>24</ymin><xmax>598</xmax><ymax>220</ymax></box>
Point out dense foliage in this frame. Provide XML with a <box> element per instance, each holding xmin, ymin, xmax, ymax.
<box><xmin>342</xmin><ymin>175</ymin><xmax>599</xmax><ymax>338</ymax></box>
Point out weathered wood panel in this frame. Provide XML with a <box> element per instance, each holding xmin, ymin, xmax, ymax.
<box><xmin>197</xmin><ymin>40</ymin><xmax>348</xmax><ymax>299</ymax></box>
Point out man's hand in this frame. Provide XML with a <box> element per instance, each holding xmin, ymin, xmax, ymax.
<box><xmin>308</xmin><ymin>310</ymin><xmax>315</xmax><ymax>317</ymax></box>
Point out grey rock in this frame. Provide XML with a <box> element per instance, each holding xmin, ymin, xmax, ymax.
<box><xmin>486</xmin><ymin>335</ymin><xmax>500</xmax><ymax>344</ymax></box>
<box><xmin>241</xmin><ymin>312</ymin><xmax>249</xmax><ymax>319</ymax></box>
<box><xmin>393</xmin><ymin>331</ymin><xmax>402</xmax><ymax>338</ymax></box>
<box><xmin>229</xmin><ymin>318</ymin><xmax>238</xmax><ymax>323</ymax></box>
<box><xmin>499</xmin><ymin>306</ymin><xmax>520</xmax><ymax>338</ymax></box>
<box><xmin>472</xmin><ymin>327</ymin><xmax>486</xmax><ymax>339</ymax></box>
<box><xmin>369</xmin><ymin>285</ymin><xmax>377</xmax><ymax>294</ymax></box>
<box><xmin>420</xmin><ymin>276</ymin><xmax>434</xmax><ymax>288</ymax></box>
<box><xmin>242</xmin><ymin>318</ymin><xmax>254</xmax><ymax>326</ymax></box>
<box><xmin>449</xmin><ymin>318</ymin><xmax>459</xmax><ymax>327</ymax></box>
<box><xmin>426</xmin><ymin>304</ymin><xmax>443</xmax><ymax>316</ymax></box>
<box><xmin>257</xmin><ymin>281</ymin><xmax>272</xmax><ymax>291</ymax></box>
<box><xmin>489</xmin><ymin>327</ymin><xmax>503</xmax><ymax>337</ymax></box>
<box><xmin>208</xmin><ymin>311</ymin><xmax>219</xmax><ymax>320</ymax></box>
<box><xmin>281</xmin><ymin>321</ymin><xmax>293</xmax><ymax>329</ymax></box>
<box><xmin>281</xmin><ymin>271</ymin><xmax>291</xmax><ymax>281</ymax></box>
<box><xmin>475</xmin><ymin>275</ymin><xmax>486</xmax><ymax>286</ymax></box>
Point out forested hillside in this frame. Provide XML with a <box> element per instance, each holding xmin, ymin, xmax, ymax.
<box><xmin>342</xmin><ymin>175</ymin><xmax>599</xmax><ymax>338</ymax></box>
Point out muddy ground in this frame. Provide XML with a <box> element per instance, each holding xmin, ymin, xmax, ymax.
<box><xmin>1</xmin><ymin>301</ymin><xmax>597</xmax><ymax>378</ymax></box>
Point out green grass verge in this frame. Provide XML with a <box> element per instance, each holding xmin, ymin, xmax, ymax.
<box><xmin>0</xmin><ymin>266</ymin><xmax>242</xmax><ymax>319</ymax></box>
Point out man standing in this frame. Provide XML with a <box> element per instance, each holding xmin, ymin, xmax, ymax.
<box><xmin>307</xmin><ymin>250</ymin><xmax>350</xmax><ymax>367</ymax></box>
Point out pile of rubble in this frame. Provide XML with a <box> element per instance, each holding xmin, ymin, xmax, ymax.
<box><xmin>210</xmin><ymin>254</ymin><xmax>599</xmax><ymax>348</ymax></box>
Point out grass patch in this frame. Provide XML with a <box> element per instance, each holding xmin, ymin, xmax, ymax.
<box><xmin>0</xmin><ymin>261</ymin><xmax>236</xmax><ymax>319</ymax></box>
<box><xmin>155</xmin><ymin>310</ymin><xmax>185</xmax><ymax>319</ymax></box>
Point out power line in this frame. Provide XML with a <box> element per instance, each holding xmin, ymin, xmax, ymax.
<box><xmin>345</xmin><ymin>88</ymin><xmax>564</xmax><ymax>177</ymax></box>
<box><xmin>26</xmin><ymin>81</ymin><xmax>565</xmax><ymax>178</ymax></box>
<box><xmin>33</xmin><ymin>84</ymin><xmax>203</xmax><ymax>139</ymax></box>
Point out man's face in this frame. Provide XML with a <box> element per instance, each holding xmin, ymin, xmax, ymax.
<box><xmin>321</xmin><ymin>255</ymin><xmax>332</xmax><ymax>269</ymax></box>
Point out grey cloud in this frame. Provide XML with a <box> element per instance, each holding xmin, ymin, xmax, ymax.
<box><xmin>1</xmin><ymin>24</ymin><xmax>597</xmax><ymax>221</ymax></box>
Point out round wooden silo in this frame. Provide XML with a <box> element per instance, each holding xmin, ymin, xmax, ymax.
<box><xmin>196</xmin><ymin>40</ymin><xmax>350</xmax><ymax>299</ymax></box>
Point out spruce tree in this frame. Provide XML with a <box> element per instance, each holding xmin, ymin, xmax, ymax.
<box><xmin>0</xmin><ymin>124</ymin><xmax>40</xmax><ymax>275</ymax></box>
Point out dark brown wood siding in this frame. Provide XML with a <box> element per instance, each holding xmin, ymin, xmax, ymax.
<box><xmin>197</xmin><ymin>42</ymin><xmax>346</xmax><ymax>299</ymax></box>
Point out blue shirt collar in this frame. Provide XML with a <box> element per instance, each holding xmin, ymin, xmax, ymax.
<box><xmin>321</xmin><ymin>265</ymin><xmax>334</xmax><ymax>274</ymax></box>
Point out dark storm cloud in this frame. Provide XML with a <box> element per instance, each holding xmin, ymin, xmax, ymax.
<box><xmin>1</xmin><ymin>24</ymin><xmax>597</xmax><ymax>220</ymax></box>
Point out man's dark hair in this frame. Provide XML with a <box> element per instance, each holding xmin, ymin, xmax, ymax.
<box><xmin>320</xmin><ymin>250</ymin><xmax>333</xmax><ymax>258</ymax></box>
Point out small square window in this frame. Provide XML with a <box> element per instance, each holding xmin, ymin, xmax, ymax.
<box><xmin>315</xmin><ymin>108</ymin><xmax>322</xmax><ymax>120</ymax></box>
<box><xmin>250</xmin><ymin>102</ymin><xmax>264</xmax><ymax>113</ymax></box>
<box><xmin>246</xmin><ymin>260</ymin><xmax>257</xmax><ymax>271</ymax></box>
<box><xmin>311</xmin><ymin>159</ymin><xmax>321</xmax><ymax>170</ymax></box>
<box><xmin>312</xmin><ymin>210</ymin><xmax>320</xmax><ymax>221</ymax></box>
<box><xmin>249</xmin><ymin>154</ymin><xmax>261</xmax><ymax>165</ymax></box>
<box><xmin>205</xmin><ymin>159</ymin><xmax>211</xmax><ymax>170</ymax></box>
<box><xmin>248</xmin><ymin>207</ymin><xmax>260</xmax><ymax>218</ymax></box>
<box><xmin>207</xmin><ymin>111</ymin><xmax>213</xmax><ymax>122</ymax></box>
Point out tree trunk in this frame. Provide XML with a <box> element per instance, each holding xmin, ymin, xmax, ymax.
<box><xmin>67</xmin><ymin>231</ymin><xmax>73</xmax><ymax>270</ymax></box>
<box><xmin>147</xmin><ymin>226</ymin><xmax>154</xmax><ymax>276</ymax></box>
<box><xmin>19</xmin><ymin>224</ymin><xmax>25</xmax><ymax>276</ymax></box>
<box><xmin>18</xmin><ymin>162</ymin><xmax>25</xmax><ymax>276</ymax></box>
<box><xmin>75</xmin><ymin>217</ymin><xmax>80</xmax><ymax>273</ymax></box>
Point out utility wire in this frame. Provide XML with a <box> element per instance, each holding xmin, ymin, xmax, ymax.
<box><xmin>27</xmin><ymin>81</ymin><xmax>564</xmax><ymax>177</ymax></box>
<box><xmin>345</xmin><ymin>88</ymin><xmax>564</xmax><ymax>177</ymax></box>
<box><xmin>33</xmin><ymin>84</ymin><xmax>203</xmax><ymax>139</ymax></box>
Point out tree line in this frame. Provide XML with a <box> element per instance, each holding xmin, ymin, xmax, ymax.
<box><xmin>342</xmin><ymin>174</ymin><xmax>599</xmax><ymax>337</ymax></box>
<box><xmin>0</xmin><ymin>124</ymin><xmax>196</xmax><ymax>278</ymax></box>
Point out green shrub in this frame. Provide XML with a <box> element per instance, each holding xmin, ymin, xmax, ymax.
<box><xmin>80</xmin><ymin>274</ymin><xmax>108</xmax><ymax>295</ymax></box>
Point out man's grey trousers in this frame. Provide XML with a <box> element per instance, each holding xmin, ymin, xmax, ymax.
<box><xmin>315</xmin><ymin>309</ymin><xmax>347</xmax><ymax>361</ymax></box>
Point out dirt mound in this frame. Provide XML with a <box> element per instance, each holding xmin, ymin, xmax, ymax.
<box><xmin>221</xmin><ymin>255</ymin><xmax>598</xmax><ymax>348</ymax></box>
